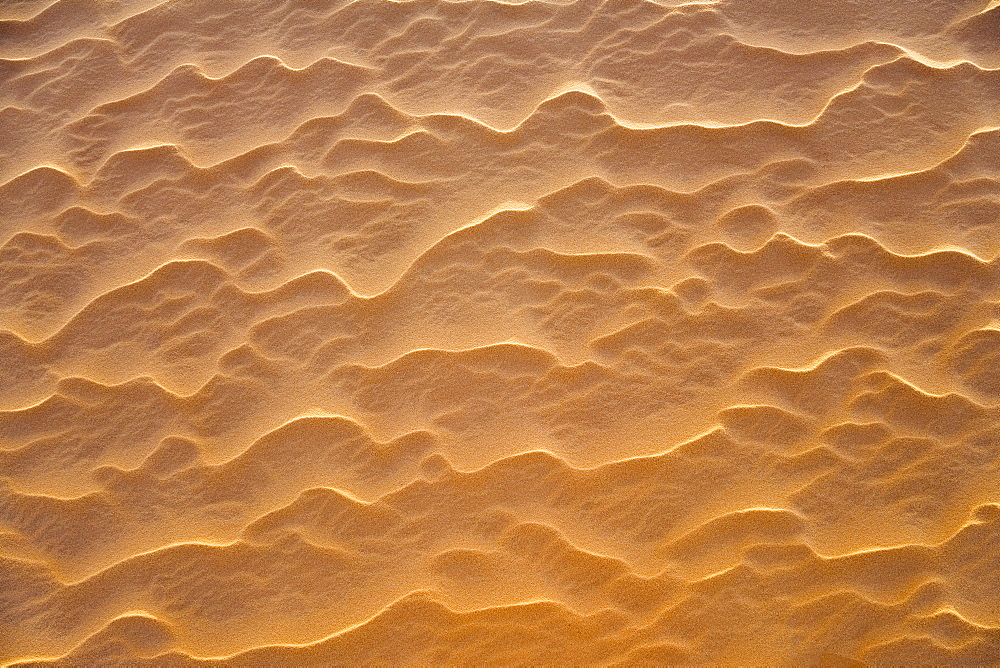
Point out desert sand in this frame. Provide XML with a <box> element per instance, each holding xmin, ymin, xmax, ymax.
<box><xmin>1</xmin><ymin>0</ymin><xmax>999</xmax><ymax>665</ymax></box>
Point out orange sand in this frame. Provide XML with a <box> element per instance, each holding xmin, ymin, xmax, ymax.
<box><xmin>1</xmin><ymin>0</ymin><xmax>999</xmax><ymax>665</ymax></box>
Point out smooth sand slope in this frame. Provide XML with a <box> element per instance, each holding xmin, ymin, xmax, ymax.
<box><xmin>1</xmin><ymin>0</ymin><xmax>999</xmax><ymax>665</ymax></box>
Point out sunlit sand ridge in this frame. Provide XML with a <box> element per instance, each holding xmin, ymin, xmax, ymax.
<box><xmin>1</xmin><ymin>0</ymin><xmax>999</xmax><ymax>664</ymax></box>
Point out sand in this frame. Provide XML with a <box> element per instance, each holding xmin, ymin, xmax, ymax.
<box><xmin>1</xmin><ymin>0</ymin><xmax>999</xmax><ymax>665</ymax></box>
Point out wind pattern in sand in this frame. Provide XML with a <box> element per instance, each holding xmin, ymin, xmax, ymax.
<box><xmin>2</xmin><ymin>0</ymin><xmax>1000</xmax><ymax>664</ymax></box>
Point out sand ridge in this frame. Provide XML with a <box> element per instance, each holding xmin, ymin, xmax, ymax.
<box><xmin>1</xmin><ymin>0</ymin><xmax>999</xmax><ymax>664</ymax></box>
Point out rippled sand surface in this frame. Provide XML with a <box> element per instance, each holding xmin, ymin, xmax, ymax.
<box><xmin>2</xmin><ymin>0</ymin><xmax>1000</xmax><ymax>664</ymax></box>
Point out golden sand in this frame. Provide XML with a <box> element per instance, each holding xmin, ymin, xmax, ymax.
<box><xmin>1</xmin><ymin>0</ymin><xmax>999</xmax><ymax>664</ymax></box>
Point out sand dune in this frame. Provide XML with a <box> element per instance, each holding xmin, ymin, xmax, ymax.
<box><xmin>1</xmin><ymin>0</ymin><xmax>999</xmax><ymax>665</ymax></box>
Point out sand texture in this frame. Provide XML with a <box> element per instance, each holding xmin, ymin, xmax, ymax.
<box><xmin>1</xmin><ymin>0</ymin><xmax>1000</xmax><ymax>665</ymax></box>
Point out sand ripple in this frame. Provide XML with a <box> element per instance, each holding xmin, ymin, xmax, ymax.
<box><xmin>1</xmin><ymin>0</ymin><xmax>999</xmax><ymax>664</ymax></box>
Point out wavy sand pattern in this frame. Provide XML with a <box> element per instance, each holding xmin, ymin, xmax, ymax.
<box><xmin>1</xmin><ymin>0</ymin><xmax>999</xmax><ymax>664</ymax></box>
